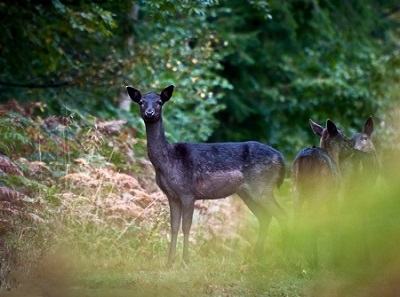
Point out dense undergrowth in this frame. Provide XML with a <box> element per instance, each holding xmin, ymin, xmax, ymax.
<box><xmin>0</xmin><ymin>101</ymin><xmax>400</xmax><ymax>297</ymax></box>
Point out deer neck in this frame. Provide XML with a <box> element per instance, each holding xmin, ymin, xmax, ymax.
<box><xmin>145</xmin><ymin>118</ymin><xmax>170</xmax><ymax>166</ymax></box>
<box><xmin>318</xmin><ymin>142</ymin><xmax>342</xmax><ymax>181</ymax></box>
<box><xmin>322</xmin><ymin>144</ymin><xmax>340</xmax><ymax>170</ymax></box>
<box><xmin>329</xmin><ymin>153</ymin><xmax>340</xmax><ymax>169</ymax></box>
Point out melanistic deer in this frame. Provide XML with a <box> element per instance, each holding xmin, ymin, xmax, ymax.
<box><xmin>291</xmin><ymin>119</ymin><xmax>353</xmax><ymax>267</ymax></box>
<box><xmin>341</xmin><ymin>116</ymin><xmax>380</xmax><ymax>198</ymax></box>
<box><xmin>350</xmin><ymin>116</ymin><xmax>379</xmax><ymax>185</ymax></box>
<box><xmin>339</xmin><ymin>117</ymin><xmax>380</xmax><ymax>266</ymax></box>
<box><xmin>126</xmin><ymin>85</ymin><xmax>287</xmax><ymax>266</ymax></box>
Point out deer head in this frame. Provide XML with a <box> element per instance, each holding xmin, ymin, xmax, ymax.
<box><xmin>126</xmin><ymin>85</ymin><xmax>174</xmax><ymax>123</ymax></box>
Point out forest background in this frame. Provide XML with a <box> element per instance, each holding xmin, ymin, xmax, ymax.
<box><xmin>1</xmin><ymin>1</ymin><xmax>400</xmax><ymax>296</ymax></box>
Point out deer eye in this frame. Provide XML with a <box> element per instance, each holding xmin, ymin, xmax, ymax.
<box><xmin>138</xmin><ymin>100</ymin><xmax>144</xmax><ymax>105</ymax></box>
<box><xmin>157</xmin><ymin>100</ymin><xmax>163</xmax><ymax>105</ymax></box>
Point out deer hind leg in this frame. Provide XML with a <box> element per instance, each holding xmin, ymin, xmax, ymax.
<box><xmin>301</xmin><ymin>196</ymin><xmax>323</xmax><ymax>269</ymax></box>
<box><xmin>255</xmin><ymin>211</ymin><xmax>273</xmax><ymax>259</ymax></box>
<box><xmin>238</xmin><ymin>190</ymin><xmax>273</xmax><ymax>259</ymax></box>
<box><xmin>262</xmin><ymin>192</ymin><xmax>289</xmax><ymax>255</ymax></box>
<box><xmin>167</xmin><ymin>198</ymin><xmax>182</xmax><ymax>267</ymax></box>
<box><xmin>240</xmin><ymin>188</ymin><xmax>289</xmax><ymax>258</ymax></box>
<box><xmin>306</xmin><ymin>231</ymin><xmax>319</xmax><ymax>268</ymax></box>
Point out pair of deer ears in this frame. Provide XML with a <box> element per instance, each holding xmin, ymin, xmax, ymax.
<box><xmin>309</xmin><ymin>119</ymin><xmax>339</xmax><ymax>137</ymax></box>
<box><xmin>126</xmin><ymin>85</ymin><xmax>175</xmax><ymax>104</ymax></box>
<box><xmin>310</xmin><ymin>116</ymin><xmax>374</xmax><ymax>137</ymax></box>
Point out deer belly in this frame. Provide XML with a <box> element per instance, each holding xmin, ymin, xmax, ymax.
<box><xmin>195</xmin><ymin>170</ymin><xmax>244</xmax><ymax>199</ymax></box>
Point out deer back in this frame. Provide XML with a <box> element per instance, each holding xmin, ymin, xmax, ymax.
<box><xmin>292</xmin><ymin>119</ymin><xmax>352</xmax><ymax>205</ymax></box>
<box><xmin>292</xmin><ymin>146</ymin><xmax>340</xmax><ymax>200</ymax></box>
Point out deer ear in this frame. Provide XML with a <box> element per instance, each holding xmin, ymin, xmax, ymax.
<box><xmin>160</xmin><ymin>85</ymin><xmax>174</xmax><ymax>103</ymax></box>
<box><xmin>126</xmin><ymin>86</ymin><xmax>142</xmax><ymax>103</ymax></box>
<box><xmin>326</xmin><ymin>119</ymin><xmax>339</xmax><ymax>136</ymax></box>
<box><xmin>364</xmin><ymin>116</ymin><xmax>374</xmax><ymax>136</ymax></box>
<box><xmin>309</xmin><ymin>119</ymin><xmax>324</xmax><ymax>137</ymax></box>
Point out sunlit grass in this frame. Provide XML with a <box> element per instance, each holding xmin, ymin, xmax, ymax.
<box><xmin>45</xmin><ymin>225</ymin><xmax>310</xmax><ymax>297</ymax></box>
<box><xmin>30</xmin><ymin>173</ymin><xmax>400</xmax><ymax>296</ymax></box>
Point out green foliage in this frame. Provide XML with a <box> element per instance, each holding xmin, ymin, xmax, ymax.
<box><xmin>0</xmin><ymin>0</ymin><xmax>229</xmax><ymax>142</ymax></box>
<box><xmin>128</xmin><ymin>0</ymin><xmax>230</xmax><ymax>141</ymax></box>
<box><xmin>0</xmin><ymin>114</ymin><xmax>36</xmax><ymax>157</ymax></box>
<box><xmin>209</xmin><ymin>0</ymin><xmax>400</xmax><ymax>157</ymax></box>
<box><xmin>0</xmin><ymin>1</ymin><xmax>129</xmax><ymax>85</ymax></box>
<box><xmin>2</xmin><ymin>0</ymin><xmax>400</xmax><ymax>150</ymax></box>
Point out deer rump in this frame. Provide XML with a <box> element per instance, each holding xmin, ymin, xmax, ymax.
<box><xmin>292</xmin><ymin>147</ymin><xmax>340</xmax><ymax>202</ymax></box>
<box><xmin>165</xmin><ymin>141</ymin><xmax>285</xmax><ymax>200</ymax></box>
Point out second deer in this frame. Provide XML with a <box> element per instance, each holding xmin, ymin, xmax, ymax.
<box><xmin>291</xmin><ymin>119</ymin><xmax>353</xmax><ymax>267</ymax></box>
<box><xmin>339</xmin><ymin>116</ymin><xmax>380</xmax><ymax>266</ymax></box>
<box><xmin>345</xmin><ymin>116</ymin><xmax>379</xmax><ymax>194</ymax></box>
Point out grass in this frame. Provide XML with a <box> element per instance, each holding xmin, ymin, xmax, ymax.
<box><xmin>4</xmin><ymin>172</ymin><xmax>400</xmax><ymax>297</ymax></box>
<box><xmin>6</xmin><ymin>183</ymin><xmax>399</xmax><ymax>297</ymax></box>
<box><xmin>21</xmin><ymin>227</ymin><xmax>312</xmax><ymax>297</ymax></box>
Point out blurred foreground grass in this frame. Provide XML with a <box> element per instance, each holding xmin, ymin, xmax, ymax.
<box><xmin>4</xmin><ymin>173</ymin><xmax>400</xmax><ymax>297</ymax></box>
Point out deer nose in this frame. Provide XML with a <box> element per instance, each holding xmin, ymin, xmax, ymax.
<box><xmin>145</xmin><ymin>108</ymin><xmax>155</xmax><ymax>118</ymax></box>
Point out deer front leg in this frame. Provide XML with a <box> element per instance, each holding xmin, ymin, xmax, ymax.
<box><xmin>181</xmin><ymin>195</ymin><xmax>195</xmax><ymax>265</ymax></box>
<box><xmin>168</xmin><ymin>198</ymin><xmax>182</xmax><ymax>267</ymax></box>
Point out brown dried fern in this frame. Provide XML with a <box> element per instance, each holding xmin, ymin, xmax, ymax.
<box><xmin>0</xmin><ymin>155</ymin><xmax>23</xmax><ymax>176</ymax></box>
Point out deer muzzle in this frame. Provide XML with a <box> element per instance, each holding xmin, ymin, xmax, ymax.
<box><xmin>145</xmin><ymin>108</ymin><xmax>155</xmax><ymax>118</ymax></box>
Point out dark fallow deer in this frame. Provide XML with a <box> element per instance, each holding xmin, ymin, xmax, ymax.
<box><xmin>126</xmin><ymin>85</ymin><xmax>288</xmax><ymax>266</ymax></box>
<box><xmin>340</xmin><ymin>116</ymin><xmax>380</xmax><ymax>266</ymax></box>
<box><xmin>341</xmin><ymin>116</ymin><xmax>380</xmax><ymax>199</ymax></box>
<box><xmin>350</xmin><ymin>116</ymin><xmax>379</xmax><ymax>186</ymax></box>
<box><xmin>291</xmin><ymin>119</ymin><xmax>353</xmax><ymax>267</ymax></box>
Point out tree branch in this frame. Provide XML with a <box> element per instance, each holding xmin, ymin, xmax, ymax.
<box><xmin>0</xmin><ymin>81</ymin><xmax>74</xmax><ymax>89</ymax></box>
